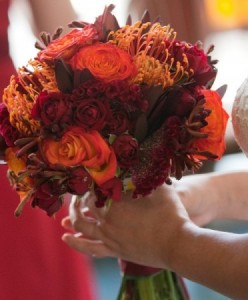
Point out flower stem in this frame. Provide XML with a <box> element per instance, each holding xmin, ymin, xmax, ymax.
<box><xmin>117</xmin><ymin>270</ymin><xmax>187</xmax><ymax>300</ymax></box>
<box><xmin>137</xmin><ymin>275</ymin><xmax>157</xmax><ymax>300</ymax></box>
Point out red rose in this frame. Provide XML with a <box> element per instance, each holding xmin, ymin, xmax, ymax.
<box><xmin>0</xmin><ymin>103</ymin><xmax>20</xmax><ymax>146</ymax></box>
<box><xmin>112</xmin><ymin>135</ymin><xmax>139</xmax><ymax>168</ymax></box>
<box><xmin>105</xmin><ymin>106</ymin><xmax>130</xmax><ymax>135</ymax></box>
<box><xmin>32</xmin><ymin>91</ymin><xmax>72</xmax><ymax>127</ymax></box>
<box><xmin>67</xmin><ymin>167</ymin><xmax>93</xmax><ymax>195</ymax></box>
<box><xmin>31</xmin><ymin>181</ymin><xmax>65</xmax><ymax>216</ymax></box>
<box><xmin>185</xmin><ymin>44</ymin><xmax>216</xmax><ymax>87</ymax></box>
<box><xmin>73</xmin><ymin>98</ymin><xmax>109</xmax><ymax>130</ymax></box>
<box><xmin>0</xmin><ymin>123</ymin><xmax>20</xmax><ymax>147</ymax></box>
<box><xmin>94</xmin><ymin>177</ymin><xmax>122</xmax><ymax>207</ymax></box>
<box><xmin>169</xmin><ymin>41</ymin><xmax>216</xmax><ymax>87</ymax></box>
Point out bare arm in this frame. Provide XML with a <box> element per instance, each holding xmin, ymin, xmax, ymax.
<box><xmin>28</xmin><ymin>0</ymin><xmax>77</xmax><ymax>34</ymax></box>
<box><xmin>170</xmin><ymin>222</ymin><xmax>248</xmax><ymax>299</ymax></box>
<box><xmin>175</xmin><ymin>171</ymin><xmax>248</xmax><ymax>225</ymax></box>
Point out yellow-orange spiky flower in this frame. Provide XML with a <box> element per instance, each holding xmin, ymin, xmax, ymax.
<box><xmin>108</xmin><ymin>21</ymin><xmax>192</xmax><ymax>88</ymax></box>
<box><xmin>2</xmin><ymin>59</ymin><xmax>59</xmax><ymax>136</ymax></box>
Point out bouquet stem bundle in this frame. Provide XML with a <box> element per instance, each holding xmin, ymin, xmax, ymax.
<box><xmin>117</xmin><ymin>261</ymin><xmax>190</xmax><ymax>300</ymax></box>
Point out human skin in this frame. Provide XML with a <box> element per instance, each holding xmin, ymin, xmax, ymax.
<box><xmin>27</xmin><ymin>0</ymin><xmax>76</xmax><ymax>34</ymax></box>
<box><xmin>61</xmin><ymin>171</ymin><xmax>248</xmax><ymax>300</ymax></box>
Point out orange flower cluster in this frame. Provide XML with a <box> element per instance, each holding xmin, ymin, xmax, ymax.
<box><xmin>0</xmin><ymin>5</ymin><xmax>228</xmax><ymax>216</ymax></box>
<box><xmin>41</xmin><ymin>127</ymin><xmax>117</xmax><ymax>185</ymax></box>
<box><xmin>192</xmin><ymin>90</ymin><xmax>229</xmax><ymax>160</ymax></box>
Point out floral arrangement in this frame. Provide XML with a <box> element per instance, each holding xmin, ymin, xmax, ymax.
<box><xmin>0</xmin><ymin>5</ymin><xmax>228</xmax><ymax>219</ymax></box>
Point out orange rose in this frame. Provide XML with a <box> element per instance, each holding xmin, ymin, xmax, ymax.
<box><xmin>37</xmin><ymin>26</ymin><xmax>99</xmax><ymax>62</ymax></box>
<box><xmin>41</xmin><ymin>127</ymin><xmax>117</xmax><ymax>185</ymax></box>
<box><xmin>69</xmin><ymin>42</ymin><xmax>136</xmax><ymax>82</ymax></box>
<box><xmin>192</xmin><ymin>90</ymin><xmax>229</xmax><ymax>159</ymax></box>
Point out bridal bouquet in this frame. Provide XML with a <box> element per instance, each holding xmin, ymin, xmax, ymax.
<box><xmin>0</xmin><ymin>5</ymin><xmax>228</xmax><ymax>299</ymax></box>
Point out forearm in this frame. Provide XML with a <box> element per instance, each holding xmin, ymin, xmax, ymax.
<box><xmin>175</xmin><ymin>171</ymin><xmax>248</xmax><ymax>223</ymax></box>
<box><xmin>166</xmin><ymin>223</ymin><xmax>248</xmax><ymax>299</ymax></box>
<box><xmin>28</xmin><ymin>0</ymin><xmax>77</xmax><ymax>34</ymax></box>
<box><xmin>211</xmin><ymin>171</ymin><xmax>248</xmax><ymax>220</ymax></box>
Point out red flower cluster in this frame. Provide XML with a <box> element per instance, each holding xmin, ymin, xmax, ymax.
<box><xmin>0</xmin><ymin>5</ymin><xmax>228</xmax><ymax>216</ymax></box>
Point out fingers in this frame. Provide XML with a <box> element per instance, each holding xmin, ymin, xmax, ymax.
<box><xmin>61</xmin><ymin>216</ymin><xmax>73</xmax><ymax>230</ymax></box>
<box><xmin>61</xmin><ymin>233</ymin><xmax>117</xmax><ymax>258</ymax></box>
<box><xmin>69</xmin><ymin>196</ymin><xmax>103</xmax><ymax>241</ymax></box>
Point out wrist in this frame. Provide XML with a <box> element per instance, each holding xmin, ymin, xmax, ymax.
<box><xmin>165</xmin><ymin>221</ymin><xmax>201</xmax><ymax>272</ymax></box>
<box><xmin>174</xmin><ymin>174</ymin><xmax>220</xmax><ymax>225</ymax></box>
<box><xmin>157</xmin><ymin>214</ymin><xmax>194</xmax><ymax>270</ymax></box>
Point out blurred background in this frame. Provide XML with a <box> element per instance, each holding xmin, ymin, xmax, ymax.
<box><xmin>6</xmin><ymin>0</ymin><xmax>248</xmax><ymax>299</ymax></box>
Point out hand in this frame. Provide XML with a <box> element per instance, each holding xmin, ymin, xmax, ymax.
<box><xmin>61</xmin><ymin>185</ymin><xmax>191</xmax><ymax>269</ymax></box>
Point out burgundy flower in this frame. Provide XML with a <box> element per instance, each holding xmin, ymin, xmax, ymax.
<box><xmin>0</xmin><ymin>123</ymin><xmax>20</xmax><ymax>147</ymax></box>
<box><xmin>67</xmin><ymin>167</ymin><xmax>92</xmax><ymax>195</ymax></box>
<box><xmin>164</xmin><ymin>116</ymin><xmax>183</xmax><ymax>140</ymax></box>
<box><xmin>185</xmin><ymin>44</ymin><xmax>216</xmax><ymax>87</ymax></box>
<box><xmin>105</xmin><ymin>80</ymin><xmax>129</xmax><ymax>99</ymax></box>
<box><xmin>166</xmin><ymin>88</ymin><xmax>196</xmax><ymax>117</ymax></box>
<box><xmin>0</xmin><ymin>103</ymin><xmax>20</xmax><ymax>146</ymax></box>
<box><xmin>105</xmin><ymin>105</ymin><xmax>130</xmax><ymax>135</ymax></box>
<box><xmin>85</xmin><ymin>80</ymin><xmax>106</xmax><ymax>97</ymax></box>
<box><xmin>112</xmin><ymin>135</ymin><xmax>139</xmax><ymax>168</ymax></box>
<box><xmin>73</xmin><ymin>98</ymin><xmax>109</xmax><ymax>130</ymax></box>
<box><xmin>94</xmin><ymin>177</ymin><xmax>122</xmax><ymax>207</ymax></box>
<box><xmin>31</xmin><ymin>91</ymin><xmax>72</xmax><ymax>126</ymax></box>
<box><xmin>168</xmin><ymin>41</ymin><xmax>216</xmax><ymax>87</ymax></box>
<box><xmin>31</xmin><ymin>180</ymin><xmax>65</xmax><ymax>216</ymax></box>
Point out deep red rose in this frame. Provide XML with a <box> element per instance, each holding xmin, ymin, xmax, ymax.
<box><xmin>94</xmin><ymin>177</ymin><xmax>122</xmax><ymax>207</ymax></box>
<box><xmin>105</xmin><ymin>80</ymin><xmax>129</xmax><ymax>99</ymax></box>
<box><xmin>105</xmin><ymin>106</ymin><xmax>130</xmax><ymax>135</ymax></box>
<box><xmin>32</xmin><ymin>194</ymin><xmax>63</xmax><ymax>216</ymax></box>
<box><xmin>67</xmin><ymin>167</ymin><xmax>93</xmax><ymax>195</ymax></box>
<box><xmin>31</xmin><ymin>180</ymin><xmax>65</xmax><ymax>216</ymax></box>
<box><xmin>31</xmin><ymin>91</ymin><xmax>72</xmax><ymax>126</ymax></box>
<box><xmin>168</xmin><ymin>41</ymin><xmax>216</xmax><ymax>87</ymax></box>
<box><xmin>185</xmin><ymin>44</ymin><xmax>216</xmax><ymax>87</ymax></box>
<box><xmin>85</xmin><ymin>81</ymin><xmax>106</xmax><ymax>98</ymax></box>
<box><xmin>73</xmin><ymin>98</ymin><xmax>109</xmax><ymax>130</ymax></box>
<box><xmin>112</xmin><ymin>135</ymin><xmax>139</xmax><ymax>168</ymax></box>
<box><xmin>0</xmin><ymin>123</ymin><xmax>20</xmax><ymax>147</ymax></box>
<box><xmin>0</xmin><ymin>103</ymin><xmax>20</xmax><ymax>146</ymax></box>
